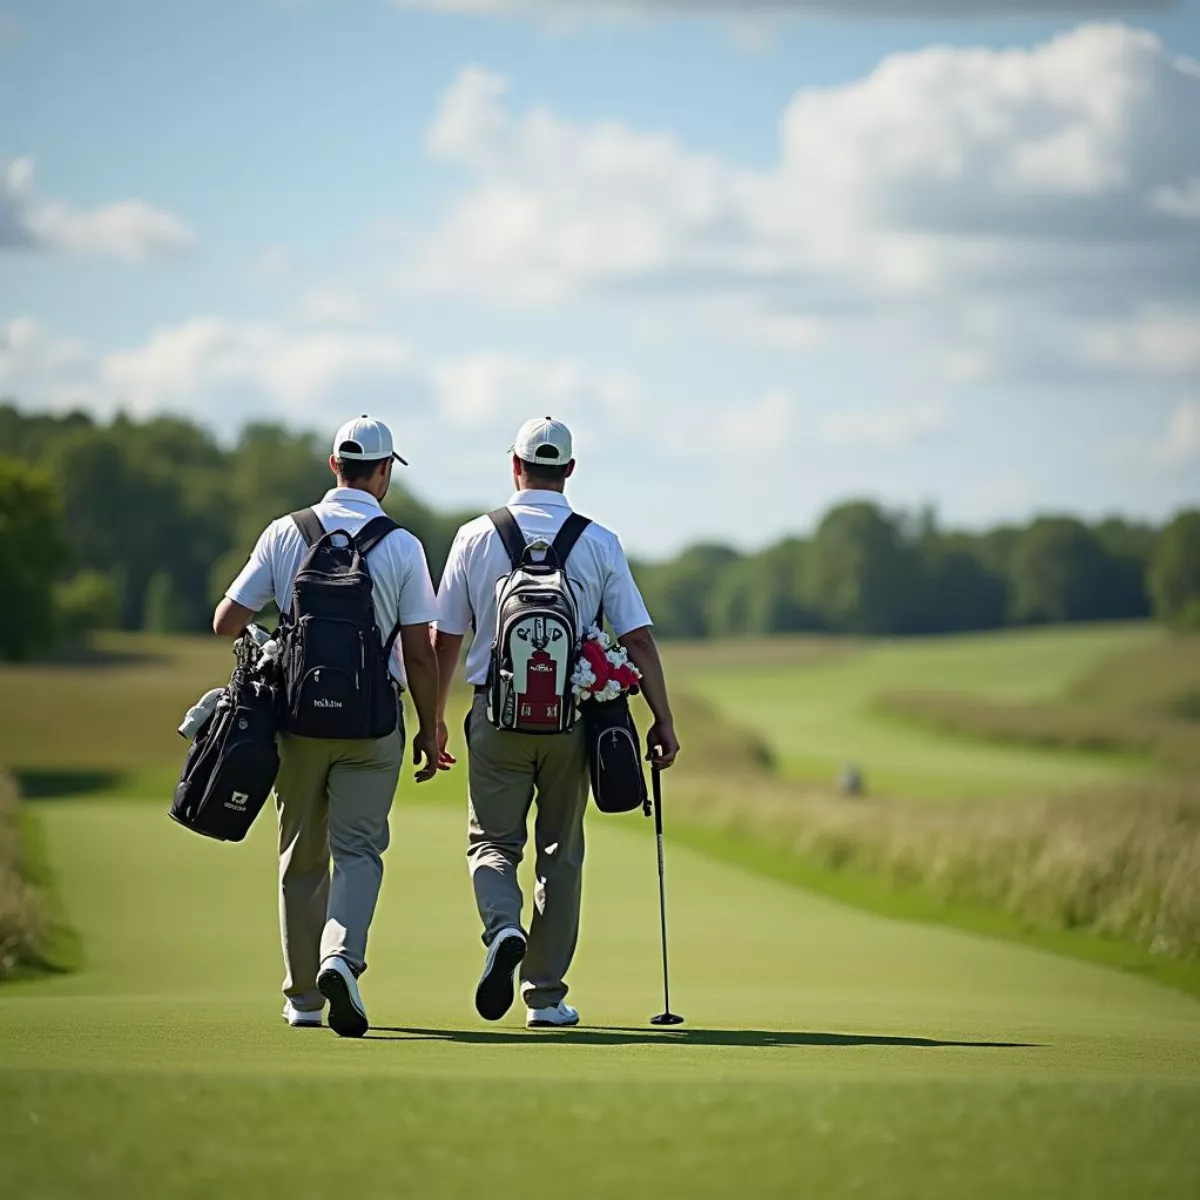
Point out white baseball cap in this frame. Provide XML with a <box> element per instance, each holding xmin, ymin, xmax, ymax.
<box><xmin>511</xmin><ymin>416</ymin><xmax>573</xmax><ymax>466</ymax></box>
<box><xmin>332</xmin><ymin>415</ymin><xmax>408</xmax><ymax>466</ymax></box>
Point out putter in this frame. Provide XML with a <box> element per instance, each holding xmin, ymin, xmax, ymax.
<box><xmin>648</xmin><ymin>764</ymin><xmax>684</xmax><ymax>1027</ymax></box>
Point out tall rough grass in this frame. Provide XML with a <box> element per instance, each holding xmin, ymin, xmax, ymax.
<box><xmin>672</xmin><ymin>774</ymin><xmax>1200</xmax><ymax>963</ymax></box>
<box><xmin>0</xmin><ymin>772</ymin><xmax>51</xmax><ymax>979</ymax></box>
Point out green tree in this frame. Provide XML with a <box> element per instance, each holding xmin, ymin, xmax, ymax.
<box><xmin>707</xmin><ymin>539</ymin><xmax>815</xmax><ymax>636</ymax></box>
<box><xmin>1008</xmin><ymin>517</ymin><xmax>1128</xmax><ymax>625</ymax></box>
<box><xmin>55</xmin><ymin>570</ymin><xmax>123</xmax><ymax>640</ymax></box>
<box><xmin>0</xmin><ymin>458</ymin><xmax>69</xmax><ymax>660</ymax></box>
<box><xmin>1149</xmin><ymin>510</ymin><xmax>1200</xmax><ymax>628</ymax></box>
<box><xmin>920</xmin><ymin>543</ymin><xmax>1008</xmax><ymax>633</ymax></box>
<box><xmin>633</xmin><ymin>544</ymin><xmax>742</xmax><ymax>639</ymax></box>
<box><xmin>804</xmin><ymin>502</ymin><xmax>924</xmax><ymax>634</ymax></box>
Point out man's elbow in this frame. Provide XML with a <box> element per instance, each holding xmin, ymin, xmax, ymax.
<box><xmin>212</xmin><ymin>599</ymin><xmax>247</xmax><ymax>638</ymax></box>
<box><xmin>619</xmin><ymin>625</ymin><xmax>654</xmax><ymax>650</ymax></box>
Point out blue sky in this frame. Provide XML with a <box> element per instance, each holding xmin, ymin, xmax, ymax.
<box><xmin>3</xmin><ymin>0</ymin><xmax>1198</xmax><ymax>555</ymax></box>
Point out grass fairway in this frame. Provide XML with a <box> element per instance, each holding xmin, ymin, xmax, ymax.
<box><xmin>3</xmin><ymin>794</ymin><xmax>1199</xmax><ymax>1198</ymax></box>
<box><xmin>667</xmin><ymin>623</ymin><xmax>1165</xmax><ymax>799</ymax></box>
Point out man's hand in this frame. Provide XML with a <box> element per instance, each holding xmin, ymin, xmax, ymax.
<box><xmin>436</xmin><ymin>720</ymin><xmax>458</xmax><ymax>770</ymax></box>
<box><xmin>646</xmin><ymin>721</ymin><xmax>680</xmax><ymax>771</ymax></box>
<box><xmin>411</xmin><ymin>729</ymin><xmax>443</xmax><ymax>784</ymax></box>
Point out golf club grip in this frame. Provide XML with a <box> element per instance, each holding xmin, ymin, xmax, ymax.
<box><xmin>652</xmin><ymin>767</ymin><xmax>664</xmax><ymax>835</ymax></box>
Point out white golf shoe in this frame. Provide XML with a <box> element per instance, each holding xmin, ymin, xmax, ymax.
<box><xmin>282</xmin><ymin>1001</ymin><xmax>322</xmax><ymax>1028</ymax></box>
<box><xmin>475</xmin><ymin>927</ymin><xmax>527</xmax><ymax>1021</ymax></box>
<box><xmin>317</xmin><ymin>956</ymin><xmax>369</xmax><ymax>1038</ymax></box>
<box><xmin>526</xmin><ymin>1001</ymin><xmax>580</xmax><ymax>1029</ymax></box>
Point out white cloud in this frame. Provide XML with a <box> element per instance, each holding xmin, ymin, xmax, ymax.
<box><xmin>410</xmin><ymin>26</ymin><xmax>1200</xmax><ymax>383</ymax></box>
<box><xmin>392</xmin><ymin>1</ymin><xmax>1167</xmax><ymax>16</ymax></box>
<box><xmin>1162</xmin><ymin>400</ymin><xmax>1200</xmax><ymax>463</ymax></box>
<box><xmin>1</xmin><ymin>316</ymin><xmax>644</xmax><ymax>455</ymax></box>
<box><xmin>252</xmin><ymin>245</ymin><xmax>294</xmax><ymax>283</ymax></box>
<box><xmin>1076</xmin><ymin>309</ymin><xmax>1200</xmax><ymax>377</ymax></box>
<box><xmin>1</xmin><ymin>157</ymin><xmax>193</xmax><ymax>259</ymax></box>
<box><xmin>1152</xmin><ymin>177</ymin><xmax>1200</xmax><ymax>220</ymax></box>
<box><xmin>819</xmin><ymin>399</ymin><xmax>948</xmax><ymax>447</ymax></box>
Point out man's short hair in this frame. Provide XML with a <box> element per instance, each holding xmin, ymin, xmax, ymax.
<box><xmin>336</xmin><ymin>456</ymin><xmax>389</xmax><ymax>483</ymax></box>
<box><xmin>519</xmin><ymin>459</ymin><xmax>571</xmax><ymax>487</ymax></box>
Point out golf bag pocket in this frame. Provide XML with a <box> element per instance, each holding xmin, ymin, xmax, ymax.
<box><xmin>171</xmin><ymin>684</ymin><xmax>279</xmax><ymax>842</ymax></box>
<box><xmin>582</xmin><ymin>695</ymin><xmax>647</xmax><ymax>814</ymax></box>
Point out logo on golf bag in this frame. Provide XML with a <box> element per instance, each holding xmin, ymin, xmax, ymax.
<box><xmin>513</xmin><ymin>616</ymin><xmax>567</xmax><ymax>726</ymax></box>
<box><xmin>226</xmin><ymin>790</ymin><xmax>250</xmax><ymax>811</ymax></box>
<box><xmin>486</xmin><ymin>508</ymin><xmax>592</xmax><ymax>736</ymax></box>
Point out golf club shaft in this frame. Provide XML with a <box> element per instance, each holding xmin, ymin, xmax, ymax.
<box><xmin>653</xmin><ymin>768</ymin><xmax>672</xmax><ymax>1015</ymax></box>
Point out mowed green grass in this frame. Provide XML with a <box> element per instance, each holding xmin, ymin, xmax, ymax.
<box><xmin>666</xmin><ymin>623</ymin><xmax>1166</xmax><ymax>799</ymax></box>
<box><xmin>2</xmin><ymin>794</ymin><xmax>1199</xmax><ymax>1198</ymax></box>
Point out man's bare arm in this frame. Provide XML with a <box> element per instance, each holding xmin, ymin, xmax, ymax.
<box><xmin>432</xmin><ymin>630</ymin><xmax>465</xmax><ymax>767</ymax></box>
<box><xmin>212</xmin><ymin>598</ymin><xmax>256</xmax><ymax>639</ymax></box>
<box><xmin>399</xmin><ymin>622</ymin><xmax>443</xmax><ymax>783</ymax></box>
<box><xmin>618</xmin><ymin>625</ymin><xmax>680</xmax><ymax>770</ymax></box>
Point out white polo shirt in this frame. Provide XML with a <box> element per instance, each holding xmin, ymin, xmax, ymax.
<box><xmin>437</xmin><ymin>489</ymin><xmax>653</xmax><ymax>686</ymax></box>
<box><xmin>225</xmin><ymin>487</ymin><xmax>439</xmax><ymax>687</ymax></box>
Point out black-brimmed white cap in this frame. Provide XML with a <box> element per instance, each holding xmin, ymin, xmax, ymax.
<box><xmin>511</xmin><ymin>416</ymin><xmax>573</xmax><ymax>466</ymax></box>
<box><xmin>332</xmin><ymin>415</ymin><xmax>408</xmax><ymax>466</ymax></box>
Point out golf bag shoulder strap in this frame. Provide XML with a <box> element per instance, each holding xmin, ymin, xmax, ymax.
<box><xmin>354</xmin><ymin>515</ymin><xmax>400</xmax><ymax>557</ymax></box>
<box><xmin>290</xmin><ymin>508</ymin><xmax>326</xmax><ymax>549</ymax></box>
<box><xmin>488</xmin><ymin>507</ymin><xmax>528</xmax><ymax>569</ymax></box>
<box><xmin>550</xmin><ymin>512</ymin><xmax>592</xmax><ymax>569</ymax></box>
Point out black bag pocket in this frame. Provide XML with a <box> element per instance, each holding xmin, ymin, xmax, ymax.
<box><xmin>582</xmin><ymin>695</ymin><xmax>647</xmax><ymax>815</ymax></box>
<box><xmin>171</xmin><ymin>694</ymin><xmax>279</xmax><ymax>843</ymax></box>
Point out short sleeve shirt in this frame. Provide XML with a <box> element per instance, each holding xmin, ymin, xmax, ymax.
<box><xmin>437</xmin><ymin>489</ymin><xmax>653</xmax><ymax>686</ymax></box>
<box><xmin>225</xmin><ymin>487</ymin><xmax>439</xmax><ymax>687</ymax></box>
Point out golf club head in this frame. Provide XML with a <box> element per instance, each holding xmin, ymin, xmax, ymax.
<box><xmin>650</xmin><ymin>1012</ymin><xmax>685</xmax><ymax>1026</ymax></box>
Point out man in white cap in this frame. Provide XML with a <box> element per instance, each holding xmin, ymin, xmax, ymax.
<box><xmin>434</xmin><ymin>417</ymin><xmax>679</xmax><ymax>1027</ymax></box>
<box><xmin>213</xmin><ymin>415</ymin><xmax>443</xmax><ymax>1037</ymax></box>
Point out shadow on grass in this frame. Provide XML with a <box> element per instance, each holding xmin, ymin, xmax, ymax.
<box><xmin>16</xmin><ymin>770</ymin><xmax>128</xmax><ymax>799</ymax></box>
<box><xmin>369</xmin><ymin>1026</ymin><xmax>1039</xmax><ymax>1049</ymax></box>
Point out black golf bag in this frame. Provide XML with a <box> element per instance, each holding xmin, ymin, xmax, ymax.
<box><xmin>170</xmin><ymin>633</ymin><xmax>281</xmax><ymax>843</ymax></box>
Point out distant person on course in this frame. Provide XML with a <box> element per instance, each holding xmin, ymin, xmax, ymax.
<box><xmin>433</xmin><ymin>417</ymin><xmax>679</xmax><ymax>1028</ymax></box>
<box><xmin>212</xmin><ymin>416</ymin><xmax>442</xmax><ymax>1038</ymax></box>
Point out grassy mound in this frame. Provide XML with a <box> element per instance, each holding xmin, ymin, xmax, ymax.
<box><xmin>875</xmin><ymin>634</ymin><xmax>1200</xmax><ymax>773</ymax></box>
<box><xmin>0</xmin><ymin>773</ymin><xmax>78</xmax><ymax>980</ymax></box>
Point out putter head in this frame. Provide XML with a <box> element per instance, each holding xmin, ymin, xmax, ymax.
<box><xmin>650</xmin><ymin>1012</ymin><xmax>685</xmax><ymax>1026</ymax></box>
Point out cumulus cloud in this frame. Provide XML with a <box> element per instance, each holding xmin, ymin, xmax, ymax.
<box><xmin>0</xmin><ymin>316</ymin><xmax>643</xmax><ymax>454</ymax></box>
<box><xmin>412</xmin><ymin>25</ymin><xmax>1200</xmax><ymax>382</ymax></box>
<box><xmin>1162</xmin><ymin>400</ymin><xmax>1200</xmax><ymax>463</ymax></box>
<box><xmin>1</xmin><ymin>157</ymin><xmax>193</xmax><ymax>259</ymax></box>
<box><xmin>392</xmin><ymin>1</ymin><xmax>1169</xmax><ymax>16</ymax></box>
<box><xmin>819</xmin><ymin>399</ymin><xmax>948</xmax><ymax>447</ymax></box>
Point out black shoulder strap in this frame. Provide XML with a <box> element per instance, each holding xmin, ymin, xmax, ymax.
<box><xmin>488</xmin><ymin>508</ymin><xmax>528</xmax><ymax>570</ymax></box>
<box><xmin>355</xmin><ymin>515</ymin><xmax>400</xmax><ymax>557</ymax></box>
<box><xmin>290</xmin><ymin>508</ymin><xmax>326</xmax><ymax>548</ymax></box>
<box><xmin>551</xmin><ymin>512</ymin><xmax>592</xmax><ymax>568</ymax></box>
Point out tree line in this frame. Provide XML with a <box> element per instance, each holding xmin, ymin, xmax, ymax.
<box><xmin>1</xmin><ymin>402</ymin><xmax>1198</xmax><ymax>661</ymax></box>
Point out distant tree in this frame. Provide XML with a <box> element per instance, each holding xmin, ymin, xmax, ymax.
<box><xmin>1093</xmin><ymin>517</ymin><xmax>1154</xmax><ymax>619</ymax></box>
<box><xmin>634</xmin><ymin>544</ymin><xmax>742</xmax><ymax>639</ymax></box>
<box><xmin>55</xmin><ymin>570</ymin><xmax>123</xmax><ymax>639</ymax></box>
<box><xmin>143</xmin><ymin>571</ymin><xmax>190</xmax><ymax>634</ymax></box>
<box><xmin>921</xmin><ymin>543</ymin><xmax>1008</xmax><ymax>633</ymax></box>
<box><xmin>1008</xmin><ymin>518</ymin><xmax>1120</xmax><ymax>624</ymax></box>
<box><xmin>1149</xmin><ymin>510</ymin><xmax>1200</xmax><ymax>629</ymax></box>
<box><xmin>0</xmin><ymin>458</ymin><xmax>69</xmax><ymax>660</ymax></box>
<box><xmin>707</xmin><ymin>539</ymin><xmax>816</xmax><ymax>636</ymax></box>
<box><xmin>805</xmin><ymin>502</ymin><xmax>924</xmax><ymax>634</ymax></box>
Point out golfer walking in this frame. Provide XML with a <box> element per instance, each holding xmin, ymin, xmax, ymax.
<box><xmin>434</xmin><ymin>417</ymin><xmax>679</xmax><ymax>1027</ymax></box>
<box><xmin>213</xmin><ymin>416</ymin><xmax>442</xmax><ymax>1037</ymax></box>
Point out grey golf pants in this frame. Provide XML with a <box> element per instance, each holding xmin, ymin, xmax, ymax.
<box><xmin>274</xmin><ymin>722</ymin><xmax>404</xmax><ymax>1012</ymax></box>
<box><xmin>466</xmin><ymin>694</ymin><xmax>590</xmax><ymax>1010</ymax></box>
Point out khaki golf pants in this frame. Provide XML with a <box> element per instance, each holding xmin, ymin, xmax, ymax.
<box><xmin>275</xmin><ymin>722</ymin><xmax>404</xmax><ymax>1012</ymax></box>
<box><xmin>466</xmin><ymin>694</ymin><xmax>590</xmax><ymax>1010</ymax></box>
